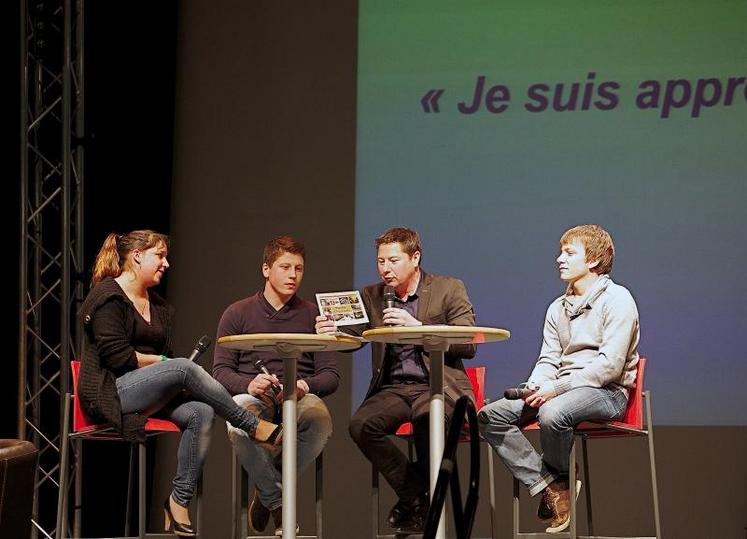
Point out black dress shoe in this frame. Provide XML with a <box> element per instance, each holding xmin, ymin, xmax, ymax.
<box><xmin>388</xmin><ymin>495</ymin><xmax>429</xmax><ymax>531</ymax></box>
<box><xmin>396</xmin><ymin>502</ymin><xmax>428</xmax><ymax>533</ymax></box>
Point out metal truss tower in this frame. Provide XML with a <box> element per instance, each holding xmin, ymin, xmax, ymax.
<box><xmin>20</xmin><ymin>0</ymin><xmax>85</xmax><ymax>537</ymax></box>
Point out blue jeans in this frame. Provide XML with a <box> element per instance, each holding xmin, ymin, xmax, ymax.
<box><xmin>478</xmin><ymin>386</ymin><xmax>627</xmax><ymax>496</ymax></box>
<box><xmin>116</xmin><ymin>358</ymin><xmax>260</xmax><ymax>506</ymax></box>
<box><xmin>227</xmin><ymin>393</ymin><xmax>333</xmax><ymax>511</ymax></box>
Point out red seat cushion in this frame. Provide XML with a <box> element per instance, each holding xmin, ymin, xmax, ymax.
<box><xmin>520</xmin><ymin>358</ymin><xmax>647</xmax><ymax>437</ymax></box>
<box><xmin>71</xmin><ymin>360</ymin><xmax>181</xmax><ymax>436</ymax></box>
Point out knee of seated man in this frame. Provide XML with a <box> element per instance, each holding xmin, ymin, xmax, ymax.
<box><xmin>348</xmin><ymin>414</ymin><xmax>380</xmax><ymax>445</ymax></box>
<box><xmin>234</xmin><ymin>393</ymin><xmax>273</xmax><ymax>417</ymax></box>
<box><xmin>227</xmin><ymin>426</ymin><xmax>249</xmax><ymax>445</ymax></box>
<box><xmin>477</xmin><ymin>398</ymin><xmax>513</xmax><ymax>428</ymax></box>
<box><xmin>299</xmin><ymin>396</ymin><xmax>333</xmax><ymax>436</ymax></box>
<box><xmin>348</xmin><ymin>416</ymin><xmax>364</xmax><ymax>443</ymax></box>
<box><xmin>537</xmin><ymin>400</ymin><xmax>572</xmax><ymax>431</ymax></box>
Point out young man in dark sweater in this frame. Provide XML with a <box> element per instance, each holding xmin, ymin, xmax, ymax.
<box><xmin>213</xmin><ymin>236</ymin><xmax>339</xmax><ymax>536</ymax></box>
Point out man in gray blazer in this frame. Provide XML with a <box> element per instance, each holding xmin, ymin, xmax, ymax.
<box><xmin>316</xmin><ymin>227</ymin><xmax>476</xmax><ymax>533</ymax></box>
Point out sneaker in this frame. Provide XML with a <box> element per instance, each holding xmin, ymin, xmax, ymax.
<box><xmin>538</xmin><ymin>478</ymin><xmax>581</xmax><ymax>522</ymax></box>
<box><xmin>537</xmin><ymin>488</ymin><xmax>554</xmax><ymax>521</ymax></box>
<box><xmin>544</xmin><ymin>479</ymin><xmax>571</xmax><ymax>533</ymax></box>
<box><xmin>271</xmin><ymin>506</ymin><xmax>299</xmax><ymax>537</ymax></box>
<box><xmin>248</xmin><ymin>488</ymin><xmax>270</xmax><ymax>533</ymax></box>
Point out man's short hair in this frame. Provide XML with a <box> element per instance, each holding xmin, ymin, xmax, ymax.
<box><xmin>263</xmin><ymin>236</ymin><xmax>305</xmax><ymax>267</ymax></box>
<box><xmin>560</xmin><ymin>224</ymin><xmax>615</xmax><ymax>275</ymax></box>
<box><xmin>375</xmin><ymin>227</ymin><xmax>421</xmax><ymax>257</ymax></box>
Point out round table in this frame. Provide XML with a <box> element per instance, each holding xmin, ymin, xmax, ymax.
<box><xmin>218</xmin><ymin>333</ymin><xmax>362</xmax><ymax>539</ymax></box>
<box><xmin>362</xmin><ymin>325</ymin><xmax>510</xmax><ymax>539</ymax></box>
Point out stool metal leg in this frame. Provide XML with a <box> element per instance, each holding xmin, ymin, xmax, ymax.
<box><xmin>315</xmin><ymin>453</ymin><xmax>323</xmax><ymax>539</ymax></box>
<box><xmin>581</xmin><ymin>436</ymin><xmax>594</xmax><ymax>536</ymax></box>
<box><xmin>232</xmin><ymin>447</ymin><xmax>242</xmax><ymax>539</ymax></box>
<box><xmin>645</xmin><ymin>391</ymin><xmax>662</xmax><ymax>539</ymax></box>
<box><xmin>569</xmin><ymin>441</ymin><xmax>577</xmax><ymax>539</ymax></box>
<box><xmin>56</xmin><ymin>395</ymin><xmax>72</xmax><ymax>539</ymax></box>
<box><xmin>371</xmin><ymin>466</ymin><xmax>379</xmax><ymax>539</ymax></box>
<box><xmin>195</xmin><ymin>477</ymin><xmax>203</xmax><ymax>538</ymax></box>
<box><xmin>511</xmin><ymin>478</ymin><xmax>520</xmax><ymax>539</ymax></box>
<box><xmin>138</xmin><ymin>442</ymin><xmax>146</xmax><ymax>539</ymax></box>
<box><xmin>74</xmin><ymin>439</ymin><xmax>83</xmax><ymax>538</ymax></box>
<box><xmin>125</xmin><ymin>444</ymin><xmax>135</xmax><ymax>537</ymax></box>
<box><xmin>487</xmin><ymin>442</ymin><xmax>496</xmax><ymax>539</ymax></box>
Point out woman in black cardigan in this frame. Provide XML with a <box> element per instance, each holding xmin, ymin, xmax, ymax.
<box><xmin>79</xmin><ymin>230</ymin><xmax>281</xmax><ymax>537</ymax></box>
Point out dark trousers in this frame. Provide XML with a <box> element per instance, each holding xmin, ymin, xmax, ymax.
<box><xmin>349</xmin><ymin>383</ymin><xmax>455</xmax><ymax>501</ymax></box>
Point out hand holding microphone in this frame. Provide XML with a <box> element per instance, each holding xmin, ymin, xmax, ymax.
<box><xmin>503</xmin><ymin>387</ymin><xmax>536</xmax><ymax>400</ymax></box>
<box><xmin>381</xmin><ymin>286</ymin><xmax>422</xmax><ymax>327</ymax></box>
<box><xmin>503</xmin><ymin>383</ymin><xmax>538</xmax><ymax>400</ymax></box>
<box><xmin>252</xmin><ymin>359</ymin><xmax>282</xmax><ymax>397</ymax></box>
<box><xmin>383</xmin><ymin>286</ymin><xmax>396</xmax><ymax>310</ymax></box>
<box><xmin>504</xmin><ymin>382</ymin><xmax>557</xmax><ymax>408</ymax></box>
<box><xmin>154</xmin><ymin>335</ymin><xmax>210</xmax><ymax>368</ymax></box>
<box><xmin>381</xmin><ymin>286</ymin><xmax>397</xmax><ymax>326</ymax></box>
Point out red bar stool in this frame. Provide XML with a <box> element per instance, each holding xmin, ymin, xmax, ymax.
<box><xmin>506</xmin><ymin>357</ymin><xmax>661</xmax><ymax>539</ymax></box>
<box><xmin>56</xmin><ymin>360</ymin><xmax>201</xmax><ymax>538</ymax></box>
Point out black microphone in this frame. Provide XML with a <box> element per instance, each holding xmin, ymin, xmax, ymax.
<box><xmin>503</xmin><ymin>387</ymin><xmax>536</xmax><ymax>400</ymax></box>
<box><xmin>383</xmin><ymin>286</ymin><xmax>396</xmax><ymax>310</ymax></box>
<box><xmin>253</xmin><ymin>358</ymin><xmax>282</xmax><ymax>396</ymax></box>
<box><xmin>188</xmin><ymin>335</ymin><xmax>212</xmax><ymax>362</ymax></box>
<box><xmin>382</xmin><ymin>286</ymin><xmax>397</xmax><ymax>326</ymax></box>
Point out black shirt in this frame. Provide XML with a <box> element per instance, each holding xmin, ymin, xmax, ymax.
<box><xmin>384</xmin><ymin>282</ymin><xmax>427</xmax><ymax>385</ymax></box>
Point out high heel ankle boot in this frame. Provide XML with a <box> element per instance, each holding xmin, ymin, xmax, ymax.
<box><xmin>163</xmin><ymin>496</ymin><xmax>196</xmax><ymax>537</ymax></box>
<box><xmin>253</xmin><ymin>419</ymin><xmax>283</xmax><ymax>450</ymax></box>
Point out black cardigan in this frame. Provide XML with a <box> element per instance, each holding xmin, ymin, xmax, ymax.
<box><xmin>78</xmin><ymin>277</ymin><xmax>174</xmax><ymax>441</ymax></box>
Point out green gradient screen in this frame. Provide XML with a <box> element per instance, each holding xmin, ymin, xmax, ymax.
<box><xmin>353</xmin><ymin>1</ymin><xmax>747</xmax><ymax>424</ymax></box>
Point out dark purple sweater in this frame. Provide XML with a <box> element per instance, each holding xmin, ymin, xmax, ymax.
<box><xmin>213</xmin><ymin>291</ymin><xmax>340</xmax><ymax>397</ymax></box>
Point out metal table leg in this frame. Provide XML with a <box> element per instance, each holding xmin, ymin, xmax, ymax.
<box><xmin>424</xmin><ymin>337</ymin><xmax>448</xmax><ymax>539</ymax></box>
<box><xmin>280</xmin><ymin>347</ymin><xmax>300</xmax><ymax>539</ymax></box>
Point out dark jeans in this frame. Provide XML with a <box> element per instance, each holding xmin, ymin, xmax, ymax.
<box><xmin>116</xmin><ymin>358</ymin><xmax>260</xmax><ymax>505</ymax></box>
<box><xmin>349</xmin><ymin>384</ymin><xmax>455</xmax><ymax>501</ymax></box>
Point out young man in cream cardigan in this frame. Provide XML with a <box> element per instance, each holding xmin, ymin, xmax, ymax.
<box><xmin>479</xmin><ymin>224</ymin><xmax>640</xmax><ymax>533</ymax></box>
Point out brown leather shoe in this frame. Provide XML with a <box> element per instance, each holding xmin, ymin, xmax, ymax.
<box><xmin>254</xmin><ymin>419</ymin><xmax>283</xmax><ymax>452</ymax></box>
<box><xmin>248</xmin><ymin>488</ymin><xmax>270</xmax><ymax>533</ymax></box>
<box><xmin>538</xmin><ymin>477</ymin><xmax>581</xmax><ymax>522</ymax></box>
<box><xmin>544</xmin><ymin>479</ymin><xmax>571</xmax><ymax>533</ymax></box>
<box><xmin>537</xmin><ymin>488</ymin><xmax>554</xmax><ymax>521</ymax></box>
